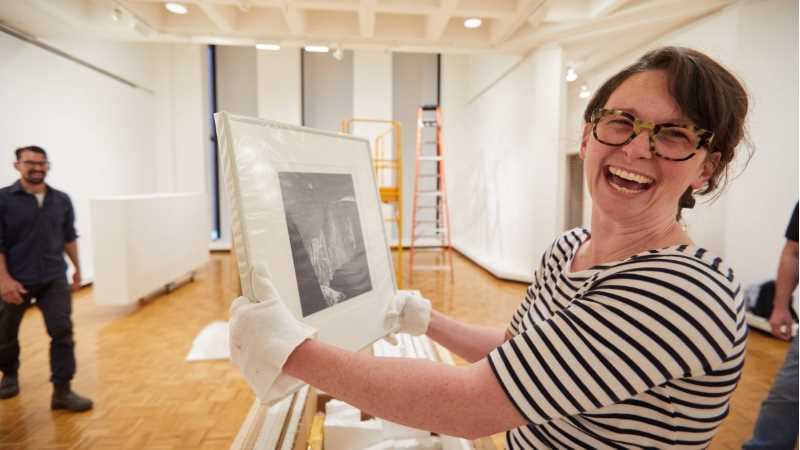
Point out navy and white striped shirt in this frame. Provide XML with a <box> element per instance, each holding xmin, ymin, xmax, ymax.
<box><xmin>488</xmin><ymin>228</ymin><xmax>746</xmax><ymax>449</ymax></box>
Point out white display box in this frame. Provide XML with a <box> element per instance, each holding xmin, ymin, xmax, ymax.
<box><xmin>90</xmin><ymin>192</ymin><xmax>209</xmax><ymax>305</ymax></box>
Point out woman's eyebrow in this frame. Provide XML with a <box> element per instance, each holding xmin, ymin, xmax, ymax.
<box><xmin>611</xmin><ymin>106</ymin><xmax>686</xmax><ymax>124</ymax></box>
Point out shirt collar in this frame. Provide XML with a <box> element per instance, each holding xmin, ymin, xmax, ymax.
<box><xmin>10</xmin><ymin>180</ymin><xmax>49</xmax><ymax>195</ymax></box>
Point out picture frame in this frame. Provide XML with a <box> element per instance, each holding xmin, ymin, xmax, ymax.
<box><xmin>214</xmin><ymin>112</ymin><xmax>396</xmax><ymax>351</ymax></box>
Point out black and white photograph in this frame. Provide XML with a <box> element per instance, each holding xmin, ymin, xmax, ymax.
<box><xmin>279</xmin><ymin>171</ymin><xmax>373</xmax><ymax>317</ymax></box>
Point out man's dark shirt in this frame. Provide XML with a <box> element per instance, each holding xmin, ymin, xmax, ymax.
<box><xmin>786</xmin><ymin>202</ymin><xmax>798</xmax><ymax>242</ymax></box>
<box><xmin>0</xmin><ymin>180</ymin><xmax>77</xmax><ymax>285</ymax></box>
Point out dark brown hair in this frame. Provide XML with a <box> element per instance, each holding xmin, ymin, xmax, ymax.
<box><xmin>15</xmin><ymin>145</ymin><xmax>48</xmax><ymax>161</ymax></box>
<box><xmin>583</xmin><ymin>46</ymin><xmax>750</xmax><ymax>219</ymax></box>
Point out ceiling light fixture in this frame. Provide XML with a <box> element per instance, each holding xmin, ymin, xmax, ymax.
<box><xmin>304</xmin><ymin>45</ymin><xmax>329</xmax><ymax>53</ymax></box>
<box><xmin>165</xmin><ymin>2</ymin><xmax>188</xmax><ymax>15</ymax></box>
<box><xmin>332</xmin><ymin>46</ymin><xmax>343</xmax><ymax>61</ymax></box>
<box><xmin>566</xmin><ymin>67</ymin><xmax>578</xmax><ymax>82</ymax></box>
<box><xmin>256</xmin><ymin>43</ymin><xmax>281</xmax><ymax>51</ymax></box>
<box><xmin>464</xmin><ymin>18</ymin><xmax>482</xmax><ymax>29</ymax></box>
<box><xmin>579</xmin><ymin>84</ymin><xmax>591</xmax><ymax>99</ymax></box>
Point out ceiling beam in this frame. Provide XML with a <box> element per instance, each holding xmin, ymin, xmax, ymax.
<box><xmin>197</xmin><ymin>2</ymin><xmax>238</xmax><ymax>32</ymax></box>
<box><xmin>490</xmin><ymin>0</ymin><xmax>547</xmax><ymax>45</ymax></box>
<box><xmin>27</xmin><ymin>0</ymin><xmax>89</xmax><ymax>29</ymax></box>
<box><xmin>425</xmin><ymin>0</ymin><xmax>459</xmax><ymax>41</ymax></box>
<box><xmin>281</xmin><ymin>2</ymin><xmax>305</xmax><ymax>35</ymax></box>
<box><xmin>591</xmin><ymin>0</ymin><xmax>632</xmax><ymax>17</ymax></box>
<box><xmin>359</xmin><ymin>0</ymin><xmax>376</xmax><ymax>38</ymax></box>
<box><xmin>502</xmin><ymin>0</ymin><xmax>731</xmax><ymax>52</ymax></box>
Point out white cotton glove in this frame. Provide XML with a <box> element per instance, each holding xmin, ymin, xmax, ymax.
<box><xmin>229</xmin><ymin>264</ymin><xmax>318</xmax><ymax>406</ymax></box>
<box><xmin>383</xmin><ymin>290</ymin><xmax>432</xmax><ymax>344</ymax></box>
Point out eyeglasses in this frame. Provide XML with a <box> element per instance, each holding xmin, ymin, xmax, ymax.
<box><xmin>20</xmin><ymin>160</ymin><xmax>50</xmax><ymax>169</ymax></box>
<box><xmin>591</xmin><ymin>108</ymin><xmax>715</xmax><ymax>162</ymax></box>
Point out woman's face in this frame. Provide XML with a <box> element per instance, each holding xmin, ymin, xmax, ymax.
<box><xmin>580</xmin><ymin>70</ymin><xmax>717</xmax><ymax>225</ymax></box>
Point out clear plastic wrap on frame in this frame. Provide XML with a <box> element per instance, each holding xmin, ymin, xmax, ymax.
<box><xmin>215</xmin><ymin>112</ymin><xmax>396</xmax><ymax>351</ymax></box>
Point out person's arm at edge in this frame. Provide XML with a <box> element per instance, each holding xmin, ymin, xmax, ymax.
<box><xmin>425</xmin><ymin>309</ymin><xmax>507</xmax><ymax>362</ymax></box>
<box><xmin>769</xmin><ymin>239</ymin><xmax>799</xmax><ymax>340</ymax></box>
<box><xmin>0</xmin><ymin>253</ymin><xmax>25</xmax><ymax>304</ymax></box>
<box><xmin>64</xmin><ymin>240</ymin><xmax>81</xmax><ymax>291</ymax></box>
<box><xmin>283</xmin><ymin>338</ymin><xmax>528</xmax><ymax>439</ymax></box>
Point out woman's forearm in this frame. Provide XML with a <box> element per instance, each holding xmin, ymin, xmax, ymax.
<box><xmin>425</xmin><ymin>310</ymin><xmax>506</xmax><ymax>363</ymax></box>
<box><xmin>283</xmin><ymin>339</ymin><xmax>526</xmax><ymax>439</ymax></box>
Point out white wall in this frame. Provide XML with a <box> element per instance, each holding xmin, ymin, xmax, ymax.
<box><xmin>0</xmin><ymin>34</ymin><xmax>210</xmax><ymax>283</ymax></box>
<box><xmin>154</xmin><ymin>44</ymin><xmax>209</xmax><ymax>196</ymax></box>
<box><xmin>568</xmin><ymin>0</ymin><xmax>798</xmax><ymax>288</ymax></box>
<box><xmin>392</xmin><ymin>53</ymin><xmax>438</xmax><ymax>245</ymax></box>
<box><xmin>257</xmin><ymin>48</ymin><xmax>302</xmax><ymax>125</ymax></box>
<box><xmin>303</xmin><ymin>50</ymin><xmax>354</xmax><ymax>131</ymax></box>
<box><xmin>442</xmin><ymin>46</ymin><xmax>565</xmax><ymax>282</ymax></box>
<box><xmin>0</xmin><ymin>34</ymin><xmax>159</xmax><ymax>282</ymax></box>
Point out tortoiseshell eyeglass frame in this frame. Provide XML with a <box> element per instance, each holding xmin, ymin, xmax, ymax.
<box><xmin>591</xmin><ymin>108</ymin><xmax>716</xmax><ymax>162</ymax></box>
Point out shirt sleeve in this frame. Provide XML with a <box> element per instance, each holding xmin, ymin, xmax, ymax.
<box><xmin>63</xmin><ymin>194</ymin><xmax>78</xmax><ymax>243</ymax></box>
<box><xmin>487</xmin><ymin>256</ymin><xmax>743</xmax><ymax>425</ymax></box>
<box><xmin>785</xmin><ymin>202</ymin><xmax>798</xmax><ymax>242</ymax></box>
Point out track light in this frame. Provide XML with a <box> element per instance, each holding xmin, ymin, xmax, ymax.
<box><xmin>566</xmin><ymin>67</ymin><xmax>578</xmax><ymax>82</ymax></box>
<box><xmin>332</xmin><ymin>46</ymin><xmax>343</xmax><ymax>61</ymax></box>
<box><xmin>579</xmin><ymin>84</ymin><xmax>591</xmax><ymax>99</ymax></box>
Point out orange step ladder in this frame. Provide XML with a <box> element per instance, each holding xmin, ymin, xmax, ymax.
<box><xmin>409</xmin><ymin>105</ymin><xmax>453</xmax><ymax>283</ymax></box>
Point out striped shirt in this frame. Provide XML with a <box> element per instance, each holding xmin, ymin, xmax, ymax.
<box><xmin>488</xmin><ymin>228</ymin><xmax>747</xmax><ymax>449</ymax></box>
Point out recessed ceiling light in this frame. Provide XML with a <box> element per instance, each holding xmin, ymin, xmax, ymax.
<box><xmin>304</xmin><ymin>45</ymin><xmax>329</xmax><ymax>53</ymax></box>
<box><xmin>256</xmin><ymin>43</ymin><xmax>281</xmax><ymax>51</ymax></box>
<box><xmin>579</xmin><ymin>84</ymin><xmax>591</xmax><ymax>99</ymax></box>
<box><xmin>165</xmin><ymin>2</ymin><xmax>188</xmax><ymax>15</ymax></box>
<box><xmin>464</xmin><ymin>18</ymin><xmax>482</xmax><ymax>29</ymax></box>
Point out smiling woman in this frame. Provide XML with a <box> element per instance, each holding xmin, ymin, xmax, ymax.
<box><xmin>228</xmin><ymin>46</ymin><xmax>753</xmax><ymax>450</ymax></box>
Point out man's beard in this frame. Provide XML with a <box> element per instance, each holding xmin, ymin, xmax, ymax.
<box><xmin>24</xmin><ymin>172</ymin><xmax>45</xmax><ymax>185</ymax></box>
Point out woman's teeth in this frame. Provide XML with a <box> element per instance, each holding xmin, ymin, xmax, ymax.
<box><xmin>608</xmin><ymin>166</ymin><xmax>654</xmax><ymax>184</ymax></box>
<box><xmin>606</xmin><ymin>166</ymin><xmax>654</xmax><ymax>194</ymax></box>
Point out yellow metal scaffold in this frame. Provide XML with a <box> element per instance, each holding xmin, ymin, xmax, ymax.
<box><xmin>340</xmin><ymin>118</ymin><xmax>404</xmax><ymax>288</ymax></box>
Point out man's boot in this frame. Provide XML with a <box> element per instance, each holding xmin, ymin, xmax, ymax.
<box><xmin>0</xmin><ymin>373</ymin><xmax>19</xmax><ymax>399</ymax></box>
<box><xmin>51</xmin><ymin>383</ymin><xmax>93</xmax><ymax>412</ymax></box>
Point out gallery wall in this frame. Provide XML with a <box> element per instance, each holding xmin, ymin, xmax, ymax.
<box><xmin>566</xmin><ymin>0</ymin><xmax>798</xmax><ymax>288</ymax></box>
<box><xmin>441</xmin><ymin>47</ymin><xmax>566</xmax><ymax>282</ymax></box>
<box><xmin>0</xmin><ymin>33</ymin><xmax>210</xmax><ymax>282</ymax></box>
<box><xmin>392</xmin><ymin>53</ymin><xmax>439</xmax><ymax>246</ymax></box>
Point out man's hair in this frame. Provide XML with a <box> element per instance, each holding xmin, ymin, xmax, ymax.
<box><xmin>15</xmin><ymin>146</ymin><xmax>48</xmax><ymax>161</ymax></box>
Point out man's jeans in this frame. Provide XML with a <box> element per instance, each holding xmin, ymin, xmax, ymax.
<box><xmin>743</xmin><ymin>336</ymin><xmax>799</xmax><ymax>450</ymax></box>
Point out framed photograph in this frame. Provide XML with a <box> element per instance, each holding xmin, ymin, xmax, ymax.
<box><xmin>215</xmin><ymin>112</ymin><xmax>396</xmax><ymax>351</ymax></box>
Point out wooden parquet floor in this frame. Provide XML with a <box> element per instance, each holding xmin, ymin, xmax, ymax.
<box><xmin>0</xmin><ymin>250</ymin><xmax>791</xmax><ymax>449</ymax></box>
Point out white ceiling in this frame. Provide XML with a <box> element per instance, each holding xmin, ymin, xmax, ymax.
<box><xmin>1</xmin><ymin>0</ymin><xmax>733</xmax><ymax>71</ymax></box>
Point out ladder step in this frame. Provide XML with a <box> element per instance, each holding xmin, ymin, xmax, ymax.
<box><xmin>414</xmin><ymin>229</ymin><xmax>448</xmax><ymax>235</ymax></box>
<box><xmin>423</xmin><ymin>140</ymin><xmax>437</xmax><ymax>145</ymax></box>
<box><xmin>418</xmin><ymin>174</ymin><xmax>440</xmax><ymax>178</ymax></box>
<box><xmin>415</xmin><ymin>191</ymin><xmax>442</xmax><ymax>196</ymax></box>
<box><xmin>418</xmin><ymin>156</ymin><xmax>442</xmax><ymax>161</ymax></box>
<box><xmin>414</xmin><ymin>220</ymin><xmax>440</xmax><ymax>224</ymax></box>
<box><xmin>415</xmin><ymin>205</ymin><xmax>442</xmax><ymax>210</ymax></box>
<box><xmin>411</xmin><ymin>265</ymin><xmax>452</xmax><ymax>272</ymax></box>
<box><xmin>422</xmin><ymin>121</ymin><xmax>438</xmax><ymax>127</ymax></box>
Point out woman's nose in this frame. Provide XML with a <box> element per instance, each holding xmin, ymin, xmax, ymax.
<box><xmin>621</xmin><ymin>132</ymin><xmax>653</xmax><ymax>160</ymax></box>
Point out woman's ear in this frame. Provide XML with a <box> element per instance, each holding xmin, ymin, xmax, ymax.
<box><xmin>579</xmin><ymin>123</ymin><xmax>590</xmax><ymax>160</ymax></box>
<box><xmin>691</xmin><ymin>151</ymin><xmax>721</xmax><ymax>190</ymax></box>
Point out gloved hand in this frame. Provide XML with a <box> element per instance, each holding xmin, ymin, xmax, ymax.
<box><xmin>383</xmin><ymin>290</ymin><xmax>432</xmax><ymax>344</ymax></box>
<box><xmin>229</xmin><ymin>264</ymin><xmax>318</xmax><ymax>405</ymax></box>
